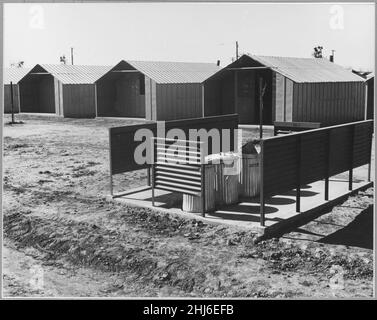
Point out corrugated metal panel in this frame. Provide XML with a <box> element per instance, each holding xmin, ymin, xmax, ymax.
<box><xmin>3</xmin><ymin>68</ymin><xmax>31</xmax><ymax>84</ymax></box>
<box><xmin>23</xmin><ymin>64</ymin><xmax>112</xmax><ymax>84</ymax></box>
<box><xmin>250</xmin><ymin>55</ymin><xmax>363</xmax><ymax>83</ymax></box>
<box><xmin>115</xmin><ymin>60</ymin><xmax>220</xmax><ymax>84</ymax></box>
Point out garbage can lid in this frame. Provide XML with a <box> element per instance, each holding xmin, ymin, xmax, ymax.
<box><xmin>205</xmin><ymin>152</ymin><xmax>240</xmax><ymax>164</ymax></box>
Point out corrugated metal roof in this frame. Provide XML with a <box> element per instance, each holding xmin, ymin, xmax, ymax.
<box><xmin>3</xmin><ymin>68</ymin><xmax>31</xmax><ymax>84</ymax></box>
<box><xmin>249</xmin><ymin>55</ymin><xmax>363</xmax><ymax>83</ymax></box>
<box><xmin>23</xmin><ymin>64</ymin><xmax>113</xmax><ymax>84</ymax></box>
<box><xmin>111</xmin><ymin>60</ymin><xmax>221</xmax><ymax>84</ymax></box>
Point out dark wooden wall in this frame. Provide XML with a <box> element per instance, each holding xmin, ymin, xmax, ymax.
<box><xmin>109</xmin><ymin>114</ymin><xmax>239</xmax><ymax>175</ymax></box>
<box><xmin>203</xmin><ymin>69</ymin><xmax>273</xmax><ymax>125</ymax></box>
<box><xmin>203</xmin><ymin>78</ymin><xmax>221</xmax><ymax>117</ymax></box>
<box><xmin>155</xmin><ymin>83</ymin><xmax>203</xmax><ymax>121</ymax></box>
<box><xmin>96</xmin><ymin>73</ymin><xmax>146</xmax><ymax>118</ymax></box>
<box><xmin>291</xmin><ymin>81</ymin><xmax>365</xmax><ymax>126</ymax></box>
<box><xmin>62</xmin><ymin>84</ymin><xmax>96</xmax><ymax>118</ymax></box>
<box><xmin>19</xmin><ymin>75</ymin><xmax>56</xmax><ymax>113</ymax></box>
<box><xmin>261</xmin><ymin>120</ymin><xmax>373</xmax><ymax>197</ymax></box>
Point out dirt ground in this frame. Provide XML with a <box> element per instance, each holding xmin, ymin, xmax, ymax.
<box><xmin>2</xmin><ymin>114</ymin><xmax>374</xmax><ymax>298</ymax></box>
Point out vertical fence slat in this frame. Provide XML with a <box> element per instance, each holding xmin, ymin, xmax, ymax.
<box><xmin>325</xmin><ymin>130</ymin><xmax>330</xmax><ymax>201</ymax></box>
<box><xmin>296</xmin><ymin>135</ymin><xmax>301</xmax><ymax>212</ymax></box>
<box><xmin>259</xmin><ymin>140</ymin><xmax>265</xmax><ymax>226</ymax></box>
<box><xmin>349</xmin><ymin>125</ymin><xmax>355</xmax><ymax>191</ymax></box>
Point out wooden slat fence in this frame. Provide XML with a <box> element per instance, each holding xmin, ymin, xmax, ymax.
<box><xmin>109</xmin><ymin>114</ymin><xmax>238</xmax><ymax>195</ymax></box>
<box><xmin>260</xmin><ymin>120</ymin><xmax>373</xmax><ymax>226</ymax></box>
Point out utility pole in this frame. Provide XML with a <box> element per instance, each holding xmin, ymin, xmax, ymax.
<box><xmin>71</xmin><ymin>47</ymin><xmax>74</xmax><ymax>65</ymax></box>
<box><xmin>236</xmin><ymin>41</ymin><xmax>239</xmax><ymax>60</ymax></box>
<box><xmin>259</xmin><ymin>77</ymin><xmax>267</xmax><ymax>140</ymax></box>
<box><xmin>330</xmin><ymin>49</ymin><xmax>335</xmax><ymax>63</ymax></box>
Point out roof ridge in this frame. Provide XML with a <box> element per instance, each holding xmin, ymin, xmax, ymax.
<box><xmin>250</xmin><ymin>54</ymin><xmax>320</xmax><ymax>61</ymax></box>
<box><xmin>125</xmin><ymin>59</ymin><xmax>219</xmax><ymax>65</ymax></box>
<box><xmin>41</xmin><ymin>63</ymin><xmax>112</xmax><ymax>68</ymax></box>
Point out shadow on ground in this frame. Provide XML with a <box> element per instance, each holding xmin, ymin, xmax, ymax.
<box><xmin>318</xmin><ymin>205</ymin><xmax>373</xmax><ymax>249</ymax></box>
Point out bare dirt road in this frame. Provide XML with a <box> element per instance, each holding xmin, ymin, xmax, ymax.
<box><xmin>2</xmin><ymin>114</ymin><xmax>374</xmax><ymax>298</ymax></box>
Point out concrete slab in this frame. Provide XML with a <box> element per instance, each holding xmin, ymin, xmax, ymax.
<box><xmin>111</xmin><ymin>166</ymin><xmax>373</xmax><ymax>239</ymax></box>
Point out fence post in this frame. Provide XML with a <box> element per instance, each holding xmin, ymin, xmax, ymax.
<box><xmin>147</xmin><ymin>167</ymin><xmax>151</xmax><ymax>186</ymax></box>
<box><xmin>200</xmin><ymin>142</ymin><xmax>206</xmax><ymax>217</ymax></box>
<box><xmin>349</xmin><ymin>125</ymin><xmax>355</xmax><ymax>191</ymax></box>
<box><xmin>151</xmin><ymin>138</ymin><xmax>155</xmax><ymax>207</ymax></box>
<box><xmin>325</xmin><ymin>130</ymin><xmax>330</xmax><ymax>201</ymax></box>
<box><xmin>201</xmin><ymin>164</ymin><xmax>206</xmax><ymax>217</ymax></box>
<box><xmin>296</xmin><ymin>135</ymin><xmax>301</xmax><ymax>212</ymax></box>
<box><xmin>259</xmin><ymin>140</ymin><xmax>265</xmax><ymax>226</ymax></box>
<box><xmin>368</xmin><ymin>124</ymin><xmax>373</xmax><ymax>182</ymax></box>
<box><xmin>109</xmin><ymin>128</ymin><xmax>114</xmax><ymax>197</ymax></box>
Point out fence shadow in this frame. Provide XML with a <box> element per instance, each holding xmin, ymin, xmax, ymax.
<box><xmin>318</xmin><ymin>205</ymin><xmax>373</xmax><ymax>249</ymax></box>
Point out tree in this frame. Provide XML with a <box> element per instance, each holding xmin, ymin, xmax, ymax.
<box><xmin>313</xmin><ymin>46</ymin><xmax>324</xmax><ymax>58</ymax></box>
<box><xmin>10</xmin><ymin>61</ymin><xmax>24</xmax><ymax>68</ymax></box>
<box><xmin>60</xmin><ymin>55</ymin><xmax>67</xmax><ymax>64</ymax></box>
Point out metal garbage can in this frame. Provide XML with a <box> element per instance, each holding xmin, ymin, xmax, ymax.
<box><xmin>182</xmin><ymin>164</ymin><xmax>216</xmax><ymax>213</ymax></box>
<box><xmin>205</xmin><ymin>152</ymin><xmax>240</xmax><ymax>206</ymax></box>
<box><xmin>239</xmin><ymin>141</ymin><xmax>260</xmax><ymax>197</ymax></box>
<box><xmin>222</xmin><ymin>152</ymin><xmax>240</xmax><ymax>205</ymax></box>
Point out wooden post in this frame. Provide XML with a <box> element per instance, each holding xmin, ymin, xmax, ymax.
<box><xmin>109</xmin><ymin>128</ymin><xmax>114</xmax><ymax>197</ymax></box>
<box><xmin>201</xmin><ymin>163</ymin><xmax>206</xmax><ymax>217</ymax></box>
<box><xmin>201</xmin><ymin>84</ymin><xmax>205</xmax><ymax>118</ymax></box>
<box><xmin>349</xmin><ymin>125</ymin><xmax>355</xmax><ymax>191</ymax></box>
<box><xmin>10</xmin><ymin>81</ymin><xmax>15</xmax><ymax>124</ymax></box>
<box><xmin>259</xmin><ymin>140</ymin><xmax>265</xmax><ymax>226</ymax></box>
<box><xmin>325</xmin><ymin>131</ymin><xmax>330</xmax><ymax>201</ymax></box>
<box><xmin>364</xmin><ymin>84</ymin><xmax>368</xmax><ymax>120</ymax></box>
<box><xmin>367</xmin><ymin>126</ymin><xmax>372</xmax><ymax>182</ymax></box>
<box><xmin>109</xmin><ymin>173</ymin><xmax>113</xmax><ymax>197</ymax></box>
<box><xmin>259</xmin><ymin>77</ymin><xmax>263</xmax><ymax>139</ymax></box>
<box><xmin>147</xmin><ymin>167</ymin><xmax>151</xmax><ymax>186</ymax></box>
<box><xmin>296</xmin><ymin>135</ymin><xmax>301</xmax><ymax>213</ymax></box>
<box><xmin>151</xmin><ymin>164</ymin><xmax>155</xmax><ymax>207</ymax></box>
<box><xmin>200</xmin><ymin>143</ymin><xmax>206</xmax><ymax>217</ymax></box>
<box><xmin>94</xmin><ymin>83</ymin><xmax>98</xmax><ymax>118</ymax></box>
<box><xmin>283</xmin><ymin>77</ymin><xmax>286</xmax><ymax>122</ymax></box>
<box><xmin>151</xmin><ymin>138</ymin><xmax>155</xmax><ymax>206</ymax></box>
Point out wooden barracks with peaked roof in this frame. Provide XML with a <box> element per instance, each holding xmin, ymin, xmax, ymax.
<box><xmin>95</xmin><ymin>60</ymin><xmax>221</xmax><ymax>121</ymax></box>
<box><xmin>3</xmin><ymin>67</ymin><xmax>30</xmax><ymax>113</ymax></box>
<box><xmin>18</xmin><ymin>64</ymin><xmax>112</xmax><ymax>118</ymax></box>
<box><xmin>203</xmin><ymin>54</ymin><xmax>366</xmax><ymax>126</ymax></box>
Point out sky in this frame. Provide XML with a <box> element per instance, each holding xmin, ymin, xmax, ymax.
<box><xmin>3</xmin><ymin>2</ymin><xmax>375</xmax><ymax>71</ymax></box>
